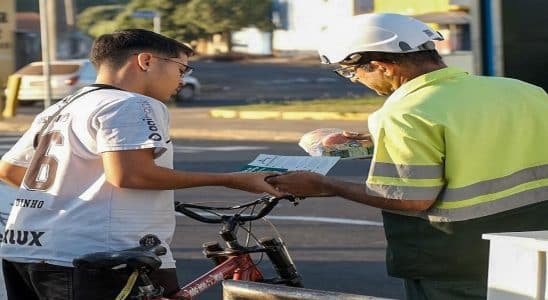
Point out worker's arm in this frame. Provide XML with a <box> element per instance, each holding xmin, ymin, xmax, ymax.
<box><xmin>267</xmin><ymin>171</ymin><xmax>435</xmax><ymax>211</ymax></box>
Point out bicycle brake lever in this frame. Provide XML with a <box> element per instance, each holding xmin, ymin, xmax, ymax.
<box><xmin>285</xmin><ymin>195</ymin><xmax>304</xmax><ymax>206</ymax></box>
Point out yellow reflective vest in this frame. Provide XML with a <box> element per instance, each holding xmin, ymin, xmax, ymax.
<box><xmin>366</xmin><ymin>67</ymin><xmax>548</xmax><ymax>222</ymax></box>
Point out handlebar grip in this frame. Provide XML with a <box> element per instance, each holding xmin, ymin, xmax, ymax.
<box><xmin>175</xmin><ymin>202</ymin><xmax>222</xmax><ymax>223</ymax></box>
<box><xmin>259</xmin><ymin>237</ymin><xmax>303</xmax><ymax>287</ymax></box>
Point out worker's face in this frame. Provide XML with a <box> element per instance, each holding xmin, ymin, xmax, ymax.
<box><xmin>343</xmin><ymin>62</ymin><xmax>397</xmax><ymax>96</ymax></box>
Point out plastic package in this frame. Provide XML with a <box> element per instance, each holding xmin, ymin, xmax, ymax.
<box><xmin>298</xmin><ymin>128</ymin><xmax>374</xmax><ymax>159</ymax></box>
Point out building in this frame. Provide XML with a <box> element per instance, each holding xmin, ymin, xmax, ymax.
<box><xmin>0</xmin><ymin>0</ymin><xmax>16</xmax><ymax>88</ymax></box>
<box><xmin>234</xmin><ymin>0</ymin><xmax>474</xmax><ymax>72</ymax></box>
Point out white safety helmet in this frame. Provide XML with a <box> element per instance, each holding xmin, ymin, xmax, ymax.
<box><xmin>318</xmin><ymin>13</ymin><xmax>444</xmax><ymax>64</ymax></box>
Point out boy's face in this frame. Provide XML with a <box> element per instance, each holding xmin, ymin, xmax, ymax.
<box><xmin>147</xmin><ymin>52</ymin><xmax>190</xmax><ymax>102</ymax></box>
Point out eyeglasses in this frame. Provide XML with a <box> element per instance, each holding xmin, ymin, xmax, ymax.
<box><xmin>151</xmin><ymin>55</ymin><xmax>194</xmax><ymax>77</ymax></box>
<box><xmin>333</xmin><ymin>64</ymin><xmax>367</xmax><ymax>80</ymax></box>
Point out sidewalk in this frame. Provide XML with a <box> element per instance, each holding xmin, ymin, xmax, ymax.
<box><xmin>0</xmin><ymin>106</ymin><xmax>368</xmax><ymax>142</ymax></box>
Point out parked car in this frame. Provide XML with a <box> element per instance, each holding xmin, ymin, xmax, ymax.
<box><xmin>5</xmin><ymin>59</ymin><xmax>200</xmax><ymax>104</ymax></box>
<box><xmin>175</xmin><ymin>75</ymin><xmax>201</xmax><ymax>102</ymax></box>
<box><xmin>5</xmin><ymin>59</ymin><xmax>97</xmax><ymax>105</ymax></box>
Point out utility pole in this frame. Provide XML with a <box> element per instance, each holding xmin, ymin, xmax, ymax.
<box><xmin>153</xmin><ymin>13</ymin><xmax>161</xmax><ymax>34</ymax></box>
<box><xmin>46</xmin><ymin>0</ymin><xmax>56</xmax><ymax>61</ymax></box>
<box><xmin>64</xmin><ymin>0</ymin><xmax>75</xmax><ymax>29</ymax></box>
<box><xmin>39</xmin><ymin>0</ymin><xmax>52</xmax><ymax>108</ymax></box>
<box><xmin>133</xmin><ymin>10</ymin><xmax>161</xmax><ymax>34</ymax></box>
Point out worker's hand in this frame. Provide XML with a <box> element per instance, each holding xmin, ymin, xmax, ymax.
<box><xmin>265</xmin><ymin>171</ymin><xmax>335</xmax><ymax>198</ymax></box>
<box><xmin>342</xmin><ymin>131</ymin><xmax>372</xmax><ymax>141</ymax></box>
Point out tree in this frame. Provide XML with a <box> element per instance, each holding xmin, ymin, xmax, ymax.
<box><xmin>76</xmin><ymin>0</ymin><xmax>274</xmax><ymax>51</ymax></box>
<box><xmin>16</xmin><ymin>0</ymin><xmax>130</xmax><ymax>13</ymax></box>
<box><xmin>76</xmin><ymin>5</ymin><xmax>124</xmax><ymax>37</ymax></box>
<box><xmin>77</xmin><ymin>0</ymin><xmax>198</xmax><ymax>41</ymax></box>
<box><xmin>172</xmin><ymin>0</ymin><xmax>274</xmax><ymax>51</ymax></box>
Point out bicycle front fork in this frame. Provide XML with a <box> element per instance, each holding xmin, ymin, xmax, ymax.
<box><xmin>259</xmin><ymin>237</ymin><xmax>304</xmax><ymax>287</ymax></box>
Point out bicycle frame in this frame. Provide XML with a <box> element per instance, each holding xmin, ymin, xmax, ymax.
<box><xmin>74</xmin><ymin>196</ymin><xmax>302</xmax><ymax>300</ymax></box>
<box><xmin>170</xmin><ymin>253</ymin><xmax>262</xmax><ymax>299</ymax></box>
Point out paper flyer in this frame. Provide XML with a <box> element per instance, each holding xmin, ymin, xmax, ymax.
<box><xmin>240</xmin><ymin>154</ymin><xmax>340</xmax><ymax>175</ymax></box>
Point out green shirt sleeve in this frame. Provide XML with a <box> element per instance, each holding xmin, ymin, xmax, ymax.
<box><xmin>366</xmin><ymin>110</ymin><xmax>446</xmax><ymax>200</ymax></box>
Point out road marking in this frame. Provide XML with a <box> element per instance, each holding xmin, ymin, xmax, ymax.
<box><xmin>0</xmin><ymin>142</ymin><xmax>267</xmax><ymax>155</ymax></box>
<box><xmin>266</xmin><ymin>215</ymin><xmax>383</xmax><ymax>226</ymax></box>
<box><xmin>0</xmin><ymin>137</ymin><xmax>21</xmax><ymax>142</ymax></box>
<box><xmin>255</xmin><ymin>77</ymin><xmax>337</xmax><ymax>85</ymax></box>
<box><xmin>172</xmin><ymin>145</ymin><xmax>268</xmax><ymax>153</ymax></box>
<box><xmin>176</xmin><ymin>213</ymin><xmax>383</xmax><ymax>226</ymax></box>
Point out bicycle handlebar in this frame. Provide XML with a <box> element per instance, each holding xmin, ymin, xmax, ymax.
<box><xmin>174</xmin><ymin>195</ymin><xmax>296</xmax><ymax>224</ymax></box>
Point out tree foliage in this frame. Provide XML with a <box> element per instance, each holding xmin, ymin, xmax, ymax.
<box><xmin>76</xmin><ymin>5</ymin><xmax>124</xmax><ymax>37</ymax></box>
<box><xmin>172</xmin><ymin>0</ymin><xmax>274</xmax><ymax>34</ymax></box>
<box><xmin>76</xmin><ymin>0</ymin><xmax>273</xmax><ymax>45</ymax></box>
<box><xmin>16</xmin><ymin>0</ymin><xmax>130</xmax><ymax>13</ymax></box>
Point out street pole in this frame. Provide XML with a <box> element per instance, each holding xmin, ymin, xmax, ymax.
<box><xmin>153</xmin><ymin>12</ymin><xmax>161</xmax><ymax>33</ymax></box>
<box><xmin>39</xmin><ymin>0</ymin><xmax>52</xmax><ymax>108</ymax></box>
<box><xmin>64</xmin><ymin>0</ymin><xmax>75</xmax><ymax>29</ymax></box>
<box><xmin>46</xmin><ymin>0</ymin><xmax>56</xmax><ymax>61</ymax></box>
<box><xmin>133</xmin><ymin>10</ymin><xmax>160</xmax><ymax>33</ymax></box>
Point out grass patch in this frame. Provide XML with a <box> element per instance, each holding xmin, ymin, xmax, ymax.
<box><xmin>222</xmin><ymin>97</ymin><xmax>385</xmax><ymax>113</ymax></box>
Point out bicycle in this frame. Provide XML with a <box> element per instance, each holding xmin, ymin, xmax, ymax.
<box><xmin>73</xmin><ymin>195</ymin><xmax>303</xmax><ymax>299</ymax></box>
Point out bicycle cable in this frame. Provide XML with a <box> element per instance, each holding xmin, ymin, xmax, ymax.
<box><xmin>262</xmin><ymin>216</ymin><xmax>283</xmax><ymax>240</ymax></box>
<box><xmin>237</xmin><ymin>222</ymin><xmax>265</xmax><ymax>267</ymax></box>
<box><xmin>245</xmin><ymin>204</ymin><xmax>258</xmax><ymax>247</ymax></box>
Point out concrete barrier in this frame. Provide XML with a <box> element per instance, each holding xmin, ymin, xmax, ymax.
<box><xmin>222</xmin><ymin>280</ymin><xmax>394</xmax><ymax>300</ymax></box>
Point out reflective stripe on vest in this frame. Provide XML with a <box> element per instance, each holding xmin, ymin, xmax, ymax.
<box><xmin>370</xmin><ymin>162</ymin><xmax>444</xmax><ymax>179</ymax></box>
<box><xmin>439</xmin><ymin>164</ymin><xmax>548</xmax><ymax>203</ymax></box>
<box><xmin>369</xmin><ymin>163</ymin><xmax>548</xmax><ymax>222</ymax></box>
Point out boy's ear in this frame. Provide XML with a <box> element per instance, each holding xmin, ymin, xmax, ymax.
<box><xmin>135</xmin><ymin>53</ymin><xmax>152</xmax><ymax>72</ymax></box>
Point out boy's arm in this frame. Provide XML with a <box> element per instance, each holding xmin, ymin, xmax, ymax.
<box><xmin>102</xmin><ymin>148</ymin><xmax>283</xmax><ymax>196</ymax></box>
<box><xmin>0</xmin><ymin>160</ymin><xmax>27</xmax><ymax>187</ymax></box>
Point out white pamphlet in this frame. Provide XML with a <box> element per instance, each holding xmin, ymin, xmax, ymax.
<box><xmin>240</xmin><ymin>154</ymin><xmax>339</xmax><ymax>175</ymax></box>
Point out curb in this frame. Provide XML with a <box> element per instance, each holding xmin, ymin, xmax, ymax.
<box><xmin>209</xmin><ymin>109</ymin><xmax>369</xmax><ymax>121</ymax></box>
<box><xmin>169</xmin><ymin>128</ymin><xmax>301</xmax><ymax>142</ymax></box>
<box><xmin>0</xmin><ymin>123</ymin><xmax>302</xmax><ymax>142</ymax></box>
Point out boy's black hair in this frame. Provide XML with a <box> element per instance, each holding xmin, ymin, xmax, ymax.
<box><xmin>90</xmin><ymin>29</ymin><xmax>194</xmax><ymax>68</ymax></box>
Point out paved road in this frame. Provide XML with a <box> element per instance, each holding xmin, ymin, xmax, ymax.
<box><xmin>0</xmin><ymin>137</ymin><xmax>404</xmax><ymax>299</ymax></box>
<box><xmin>179</xmin><ymin>59</ymin><xmax>374</xmax><ymax>106</ymax></box>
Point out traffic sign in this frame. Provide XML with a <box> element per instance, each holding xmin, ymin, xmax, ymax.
<box><xmin>133</xmin><ymin>10</ymin><xmax>157</xmax><ymax>19</ymax></box>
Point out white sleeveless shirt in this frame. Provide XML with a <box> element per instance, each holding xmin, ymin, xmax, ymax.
<box><xmin>1</xmin><ymin>86</ymin><xmax>176</xmax><ymax>268</ymax></box>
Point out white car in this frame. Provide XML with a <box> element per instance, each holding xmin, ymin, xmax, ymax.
<box><xmin>6</xmin><ymin>59</ymin><xmax>97</xmax><ymax>105</ymax></box>
<box><xmin>5</xmin><ymin>59</ymin><xmax>200</xmax><ymax>104</ymax></box>
<box><xmin>175</xmin><ymin>75</ymin><xmax>201</xmax><ymax>102</ymax></box>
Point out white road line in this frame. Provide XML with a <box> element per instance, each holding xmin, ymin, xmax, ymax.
<box><xmin>176</xmin><ymin>213</ymin><xmax>382</xmax><ymax>226</ymax></box>
<box><xmin>254</xmin><ymin>78</ymin><xmax>338</xmax><ymax>85</ymax></box>
<box><xmin>173</xmin><ymin>145</ymin><xmax>268</xmax><ymax>153</ymax></box>
<box><xmin>0</xmin><ymin>144</ymin><xmax>268</xmax><ymax>154</ymax></box>
<box><xmin>266</xmin><ymin>215</ymin><xmax>383</xmax><ymax>226</ymax></box>
<box><xmin>0</xmin><ymin>137</ymin><xmax>20</xmax><ymax>142</ymax></box>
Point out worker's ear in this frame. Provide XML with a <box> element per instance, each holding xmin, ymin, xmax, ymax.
<box><xmin>370</xmin><ymin>61</ymin><xmax>396</xmax><ymax>77</ymax></box>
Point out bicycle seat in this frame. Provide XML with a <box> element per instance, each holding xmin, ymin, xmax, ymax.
<box><xmin>73</xmin><ymin>245</ymin><xmax>166</xmax><ymax>272</ymax></box>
